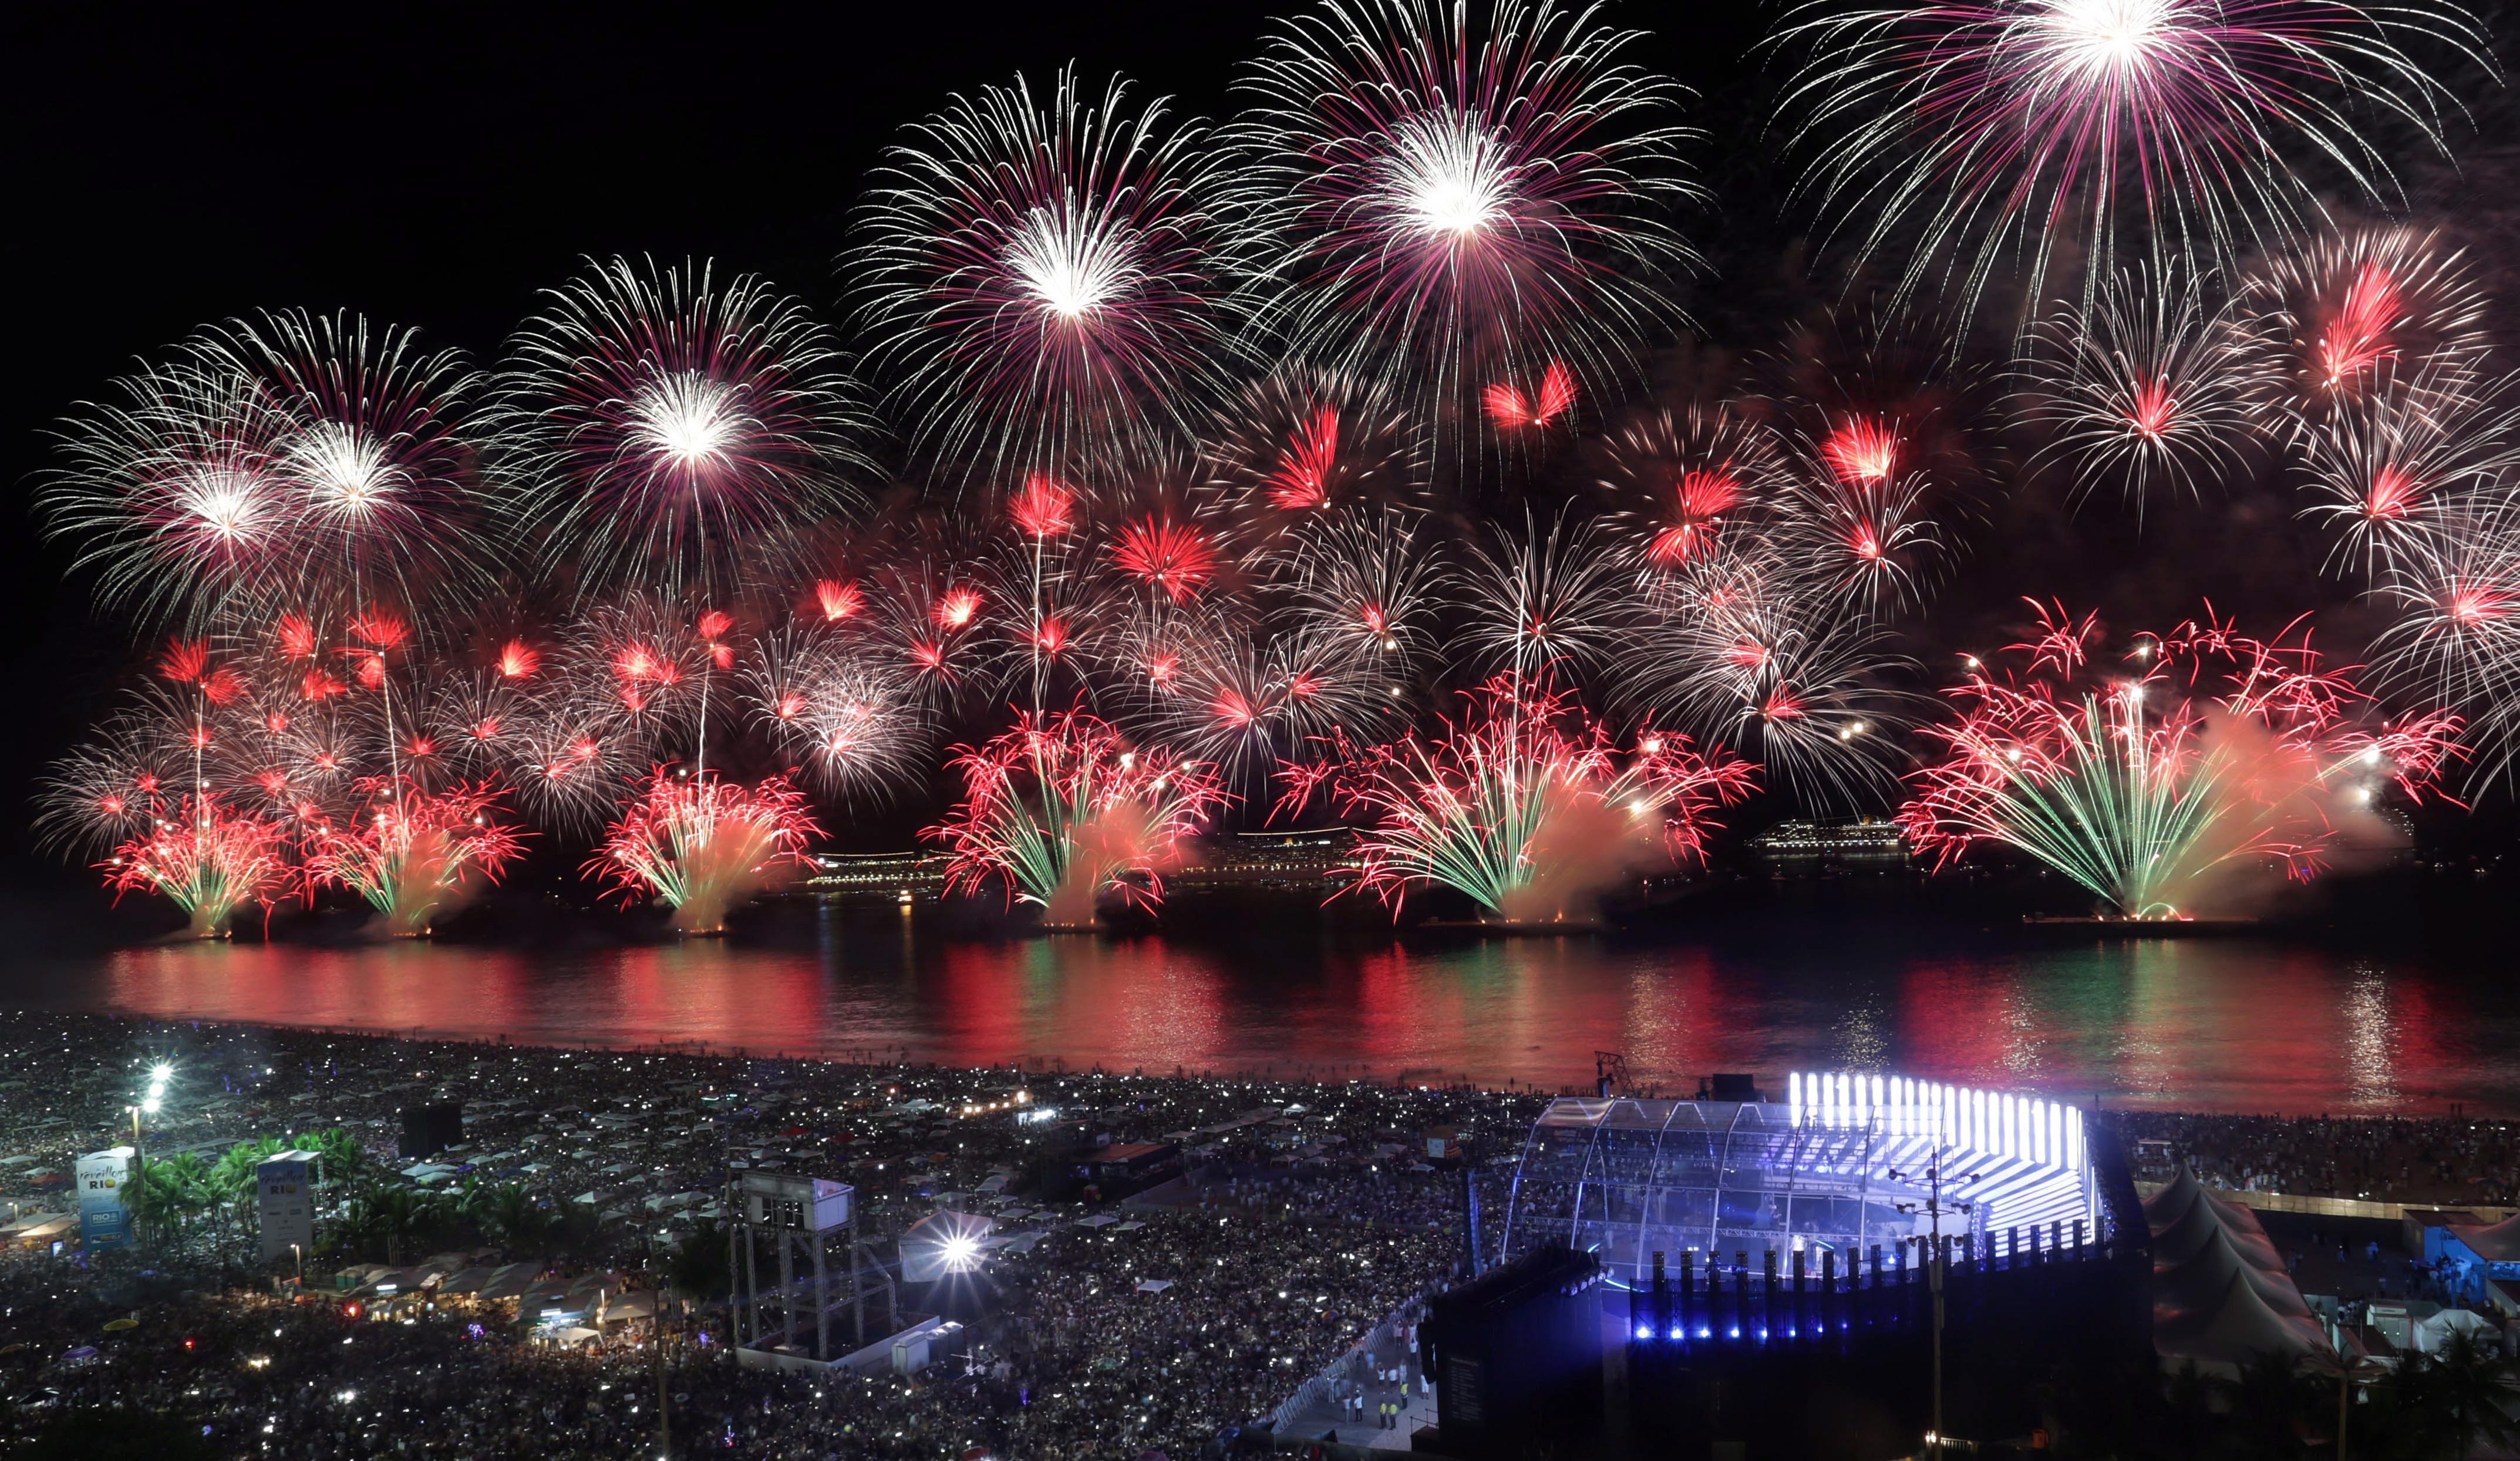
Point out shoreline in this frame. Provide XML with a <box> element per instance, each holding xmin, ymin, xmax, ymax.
<box><xmin>22</xmin><ymin>1008</ymin><xmax>2520</xmax><ymax>1124</ymax></box>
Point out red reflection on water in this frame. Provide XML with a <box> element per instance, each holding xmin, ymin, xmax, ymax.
<box><xmin>605</xmin><ymin>945</ymin><xmax>833</xmax><ymax>1058</ymax></box>
<box><xmin>105</xmin><ymin>944</ymin><xmax>534</xmax><ymax>1039</ymax></box>
<box><xmin>69</xmin><ymin>925</ymin><xmax>2517</xmax><ymax>1115</ymax></box>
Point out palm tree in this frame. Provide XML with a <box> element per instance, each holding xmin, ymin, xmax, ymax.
<box><xmin>2428</xmin><ymin>1329</ymin><xmax>2520</xmax><ymax>1460</ymax></box>
<box><xmin>2214</xmin><ymin>1349</ymin><xmax>2324</xmax><ymax>1461</ymax></box>
<box><xmin>122</xmin><ymin>1153</ymin><xmax>211</xmax><ymax>1244</ymax></box>
<box><xmin>475</xmin><ymin>1182</ymin><xmax>551</xmax><ymax>1256</ymax></box>
<box><xmin>297</xmin><ymin>1127</ymin><xmax>372</xmax><ymax>1186</ymax></box>
<box><xmin>343</xmin><ymin>1183</ymin><xmax>439</xmax><ymax>1267</ymax></box>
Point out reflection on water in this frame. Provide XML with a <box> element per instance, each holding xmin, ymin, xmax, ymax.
<box><xmin>15</xmin><ymin>908</ymin><xmax>2516</xmax><ymax>1115</ymax></box>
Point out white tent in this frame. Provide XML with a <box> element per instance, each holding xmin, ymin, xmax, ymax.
<box><xmin>2145</xmin><ymin>1169</ymin><xmax>2332</xmax><ymax>1375</ymax></box>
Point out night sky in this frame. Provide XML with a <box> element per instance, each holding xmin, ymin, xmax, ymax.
<box><xmin>8</xmin><ymin>1</ymin><xmax>2516</xmax><ymax>920</ymax></box>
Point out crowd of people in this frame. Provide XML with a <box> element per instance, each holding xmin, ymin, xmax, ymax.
<box><xmin>6</xmin><ymin>1014</ymin><xmax>2519</xmax><ymax>1457</ymax></box>
<box><xmin>0</xmin><ymin>1014</ymin><xmax>1535</xmax><ymax>1458</ymax></box>
<box><xmin>2106</xmin><ymin>1110</ymin><xmax>2520</xmax><ymax>1207</ymax></box>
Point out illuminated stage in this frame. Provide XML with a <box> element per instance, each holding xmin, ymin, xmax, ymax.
<box><xmin>1424</xmin><ymin>1075</ymin><xmax>2150</xmax><ymax>1460</ymax></box>
<box><xmin>1501</xmin><ymin>1073</ymin><xmax>2106</xmax><ymax>1288</ymax></box>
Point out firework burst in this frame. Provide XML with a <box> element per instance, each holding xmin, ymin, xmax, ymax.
<box><xmin>1626</xmin><ymin>560</ymin><xmax>1919</xmax><ymax>808</ymax></box>
<box><xmin>930</xmin><ymin>710</ymin><xmax>1227</xmax><ymax>925</ymax></box>
<box><xmin>2367</xmin><ymin>486</ymin><xmax>2520</xmax><ymax>786</ymax></box>
<box><xmin>592</xmin><ymin>771</ymin><xmax>820</xmax><ymax>933</ymax></box>
<box><xmin>1902</xmin><ymin>601</ymin><xmax>2460</xmax><ymax>917</ymax></box>
<box><xmin>854</xmin><ymin>69</ymin><xmax>1249</xmax><ymax>482</ymax></box>
<box><xmin>1456</xmin><ymin>508</ymin><xmax>1636</xmax><ymax>687</ymax></box>
<box><xmin>1596</xmin><ymin>405</ymin><xmax>1795</xmax><ymax>570</ymax></box>
<box><xmin>2016</xmin><ymin>262</ymin><xmax>2262</xmax><ymax>507</ymax></box>
<box><xmin>1778</xmin><ymin>0</ymin><xmax>2491</xmax><ymax>326</ymax></box>
<box><xmin>2238</xmin><ymin>225</ymin><xmax>2494</xmax><ymax>428</ymax></box>
<box><xmin>309</xmin><ymin>780</ymin><xmax>527</xmax><ymax>937</ymax></box>
<box><xmin>744</xmin><ymin>626</ymin><xmax>930</xmax><ymax>801</ymax></box>
<box><xmin>1286</xmin><ymin>679</ymin><xmax>1754</xmax><ymax>923</ymax></box>
<box><xmin>102</xmin><ymin>796</ymin><xmax>295</xmax><ymax>939</ymax></box>
<box><xmin>2298</xmin><ymin>362</ymin><xmax>2519</xmax><ymax>581</ymax></box>
<box><xmin>1203</xmin><ymin>366</ymin><xmax>1427</xmax><ymax>517</ymax></box>
<box><xmin>204</xmin><ymin>309</ymin><xmax>493</xmax><ymax>621</ymax></box>
<box><xmin>44</xmin><ymin>359</ymin><xmax>302</xmax><ymax>626</ymax></box>
<box><xmin>500</xmin><ymin>256</ymin><xmax>863</xmax><ymax>600</ymax></box>
<box><xmin>1235</xmin><ymin>0</ymin><xmax>1699</xmax><ymax>446</ymax></box>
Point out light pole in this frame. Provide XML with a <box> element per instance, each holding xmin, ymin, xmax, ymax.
<box><xmin>656</xmin><ymin>1281</ymin><xmax>673</xmax><ymax>1460</ymax></box>
<box><xmin>1892</xmin><ymin>1142</ymin><xmax>1979</xmax><ymax>1460</ymax></box>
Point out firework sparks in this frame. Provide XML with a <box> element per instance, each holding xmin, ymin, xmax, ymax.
<box><xmin>1235</xmin><ymin>0</ymin><xmax>1699</xmax><ymax>445</ymax></box>
<box><xmin>102</xmin><ymin>796</ymin><xmax>295</xmax><ymax>939</ymax></box>
<box><xmin>1457</xmin><ymin>508</ymin><xmax>1636</xmax><ymax>688</ymax></box>
<box><xmin>1778</xmin><ymin>0</ymin><xmax>2489</xmax><ymax>325</ymax></box>
<box><xmin>500</xmin><ymin>256</ymin><xmax>861</xmax><ymax>600</ymax></box>
<box><xmin>591</xmin><ymin>770</ymin><xmax>820</xmax><ymax>933</ymax></box>
<box><xmin>2238</xmin><ymin>225</ymin><xmax>2495</xmax><ymax>429</ymax></box>
<box><xmin>2299</xmin><ymin>362</ymin><xmax>2519</xmax><ymax>581</ymax></box>
<box><xmin>1204</xmin><ymin>366</ymin><xmax>1426</xmax><ymax>518</ymax></box>
<box><xmin>930</xmin><ymin>710</ymin><xmax>1226</xmax><ymax>925</ymax></box>
<box><xmin>43</xmin><ymin>360</ymin><xmax>301</xmax><ymax>626</ymax></box>
<box><xmin>1901</xmin><ymin>601</ymin><xmax>2460</xmax><ymax>917</ymax></box>
<box><xmin>1286</xmin><ymin>679</ymin><xmax>1754</xmax><ymax>923</ymax></box>
<box><xmin>2018</xmin><ymin>262</ymin><xmax>2262</xmax><ymax>507</ymax></box>
<box><xmin>854</xmin><ymin>69</ymin><xmax>1247</xmax><ymax>481</ymax></box>
<box><xmin>309</xmin><ymin>780</ymin><xmax>527</xmax><ymax>937</ymax></box>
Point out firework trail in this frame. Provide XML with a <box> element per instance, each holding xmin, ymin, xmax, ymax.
<box><xmin>854</xmin><ymin>69</ymin><xmax>1249</xmax><ymax>482</ymax></box>
<box><xmin>203</xmin><ymin>309</ymin><xmax>494</xmax><ymax>621</ymax></box>
<box><xmin>1285</xmin><ymin>678</ymin><xmax>1754</xmax><ymax>923</ymax></box>
<box><xmin>101</xmin><ymin>796</ymin><xmax>295</xmax><ymax>939</ymax></box>
<box><xmin>308</xmin><ymin>780</ymin><xmax>527</xmax><ymax>937</ymax></box>
<box><xmin>591</xmin><ymin>772</ymin><xmax>820</xmax><ymax>933</ymax></box>
<box><xmin>1202</xmin><ymin>366</ymin><xmax>1427</xmax><ymax>517</ymax></box>
<box><xmin>1456</xmin><ymin>507</ymin><xmax>1636</xmax><ymax>689</ymax></box>
<box><xmin>1234</xmin><ymin>0</ymin><xmax>1699</xmax><ymax>450</ymax></box>
<box><xmin>1901</xmin><ymin>601</ymin><xmax>2461</xmax><ymax>918</ymax></box>
<box><xmin>2297</xmin><ymin>361</ymin><xmax>2519</xmax><ymax>582</ymax></box>
<box><xmin>500</xmin><ymin>256</ymin><xmax>862</xmax><ymax>601</ymax></box>
<box><xmin>1777</xmin><ymin>0</ymin><xmax>2491</xmax><ymax>327</ymax></box>
<box><xmin>44</xmin><ymin>358</ymin><xmax>304</xmax><ymax>627</ymax></box>
<box><xmin>2016</xmin><ymin>262</ymin><xmax>2263</xmax><ymax>508</ymax></box>
<box><xmin>930</xmin><ymin>710</ymin><xmax>1227</xmax><ymax>925</ymax></box>
<box><xmin>2237</xmin><ymin>224</ymin><xmax>2495</xmax><ymax>430</ymax></box>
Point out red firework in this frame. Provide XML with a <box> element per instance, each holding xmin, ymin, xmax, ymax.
<box><xmin>102</xmin><ymin>796</ymin><xmax>296</xmax><ymax>938</ymax></box>
<box><xmin>1267</xmin><ymin>406</ymin><xmax>1343</xmax><ymax>510</ymax></box>
<box><xmin>1283</xmin><ymin>679</ymin><xmax>1755</xmax><ymax>921</ymax></box>
<box><xmin>308</xmin><ymin>780</ymin><xmax>528</xmax><ymax>936</ymax></box>
<box><xmin>1821</xmin><ymin>417</ymin><xmax>1899</xmax><ymax>484</ymax></box>
<box><xmin>813</xmin><ymin>578</ymin><xmax>865</xmax><ymax>622</ymax></box>
<box><xmin>1481</xmin><ymin>362</ymin><xmax>1577</xmax><ymax>430</ymax></box>
<box><xmin>1009</xmin><ymin>475</ymin><xmax>1079</xmax><ymax>539</ymax></box>
<box><xmin>1648</xmin><ymin>469</ymin><xmax>1744</xmax><ymax>566</ymax></box>
<box><xmin>590</xmin><ymin>770</ymin><xmax>820</xmax><ymax>932</ymax></box>
<box><xmin>935</xmin><ymin>587</ymin><xmax>983</xmax><ymax>631</ymax></box>
<box><xmin>1901</xmin><ymin>601</ymin><xmax>2462</xmax><ymax>917</ymax></box>
<box><xmin>929</xmin><ymin>709</ymin><xmax>1226</xmax><ymax>921</ymax></box>
<box><xmin>1110</xmin><ymin>517</ymin><xmax>1220</xmax><ymax>602</ymax></box>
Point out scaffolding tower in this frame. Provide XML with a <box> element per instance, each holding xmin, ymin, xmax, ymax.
<box><xmin>730</xmin><ymin>1172</ymin><xmax>894</xmax><ymax>1361</ymax></box>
